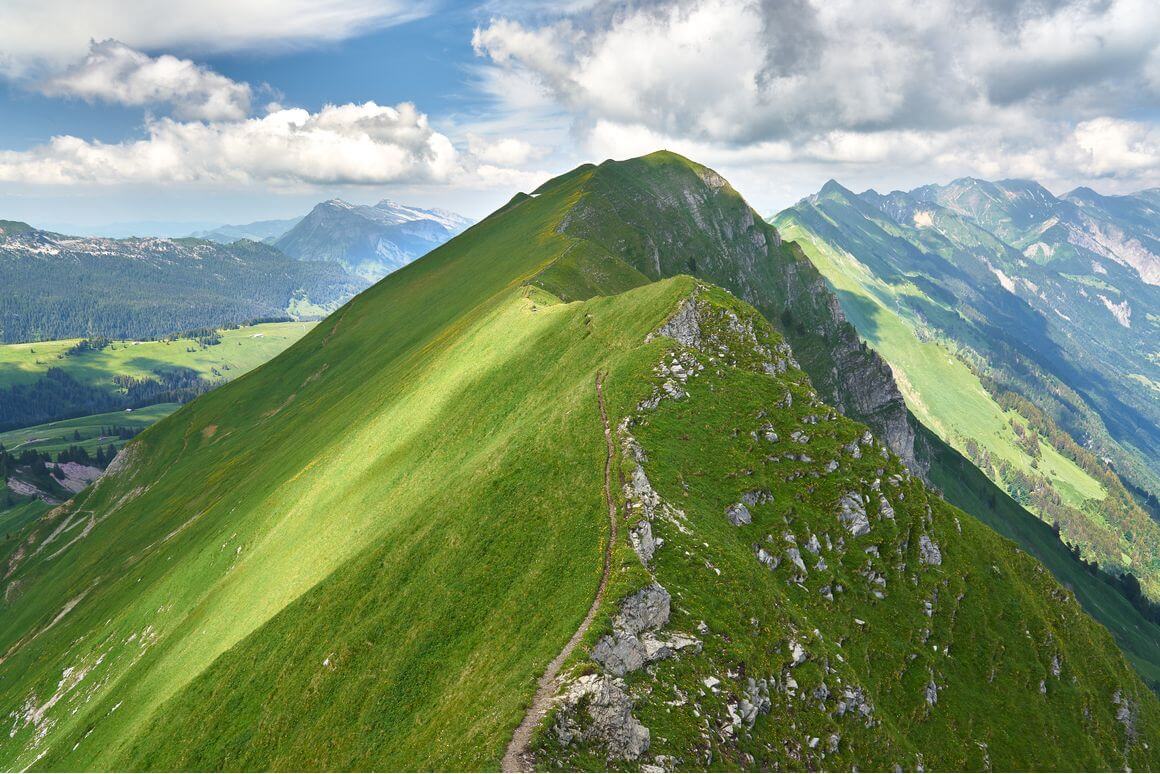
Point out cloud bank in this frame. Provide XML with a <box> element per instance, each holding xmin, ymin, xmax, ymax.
<box><xmin>473</xmin><ymin>0</ymin><xmax>1160</xmax><ymax>193</ymax></box>
<box><xmin>0</xmin><ymin>0</ymin><xmax>430</xmax><ymax>75</ymax></box>
<box><xmin>0</xmin><ymin>102</ymin><xmax>460</xmax><ymax>186</ymax></box>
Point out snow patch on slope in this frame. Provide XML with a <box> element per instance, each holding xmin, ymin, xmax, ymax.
<box><xmin>1099</xmin><ymin>295</ymin><xmax>1132</xmax><ymax>328</ymax></box>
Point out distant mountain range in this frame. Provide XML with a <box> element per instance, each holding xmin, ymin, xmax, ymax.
<box><xmin>774</xmin><ymin>178</ymin><xmax>1160</xmax><ymax>597</ymax></box>
<box><xmin>188</xmin><ymin>198</ymin><xmax>473</xmax><ymax>281</ymax></box>
<box><xmin>273</xmin><ymin>198</ymin><xmax>473</xmax><ymax>280</ymax></box>
<box><xmin>0</xmin><ymin>198</ymin><xmax>472</xmax><ymax>343</ymax></box>
<box><xmin>0</xmin><ymin>221</ymin><xmax>365</xmax><ymax>343</ymax></box>
<box><xmin>189</xmin><ymin>216</ymin><xmax>304</xmax><ymax>244</ymax></box>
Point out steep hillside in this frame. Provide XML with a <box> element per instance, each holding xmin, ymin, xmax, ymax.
<box><xmin>275</xmin><ymin>198</ymin><xmax>472</xmax><ymax>281</ymax></box>
<box><xmin>906</xmin><ymin>178</ymin><xmax>1160</xmax><ymax>487</ymax></box>
<box><xmin>774</xmin><ymin>181</ymin><xmax>1160</xmax><ymax>601</ymax></box>
<box><xmin>0</xmin><ymin>227</ymin><xmax>364</xmax><ymax>343</ymax></box>
<box><xmin>1</xmin><ymin>154</ymin><xmax>1157</xmax><ymax>772</ymax></box>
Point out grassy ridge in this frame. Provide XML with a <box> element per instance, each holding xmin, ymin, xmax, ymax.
<box><xmin>0</xmin><ymin>153</ymin><xmax>1156</xmax><ymax>770</ymax></box>
<box><xmin>0</xmin><ymin>167</ymin><xmax>650</xmax><ymax>769</ymax></box>
<box><xmin>535</xmin><ymin>286</ymin><xmax>1157</xmax><ymax>769</ymax></box>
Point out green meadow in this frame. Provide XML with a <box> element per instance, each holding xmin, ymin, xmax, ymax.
<box><xmin>0</xmin><ymin>404</ymin><xmax>178</xmax><ymax>456</ymax></box>
<box><xmin>0</xmin><ymin>321</ymin><xmax>316</xmax><ymax>391</ymax></box>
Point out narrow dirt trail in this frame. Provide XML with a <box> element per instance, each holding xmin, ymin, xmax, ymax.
<box><xmin>501</xmin><ymin>370</ymin><xmax>619</xmax><ymax>773</ymax></box>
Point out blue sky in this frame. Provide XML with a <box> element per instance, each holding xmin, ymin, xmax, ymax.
<box><xmin>0</xmin><ymin>0</ymin><xmax>1156</xmax><ymax>233</ymax></box>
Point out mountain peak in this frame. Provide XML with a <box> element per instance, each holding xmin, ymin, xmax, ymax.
<box><xmin>816</xmin><ymin>179</ymin><xmax>858</xmax><ymax>201</ymax></box>
<box><xmin>0</xmin><ymin>219</ymin><xmax>35</xmax><ymax>236</ymax></box>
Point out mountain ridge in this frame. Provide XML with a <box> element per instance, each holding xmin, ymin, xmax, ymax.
<box><xmin>773</xmin><ymin>176</ymin><xmax>1160</xmax><ymax>604</ymax></box>
<box><xmin>0</xmin><ymin>226</ymin><xmax>365</xmax><ymax>343</ymax></box>
<box><xmin>0</xmin><ymin>153</ymin><xmax>1156</xmax><ymax>771</ymax></box>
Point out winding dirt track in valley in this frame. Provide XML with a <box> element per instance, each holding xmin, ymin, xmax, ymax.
<box><xmin>500</xmin><ymin>370</ymin><xmax>618</xmax><ymax>773</ymax></box>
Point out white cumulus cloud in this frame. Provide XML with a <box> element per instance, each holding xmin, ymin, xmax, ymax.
<box><xmin>0</xmin><ymin>0</ymin><xmax>431</xmax><ymax>76</ymax></box>
<box><xmin>473</xmin><ymin>0</ymin><xmax>1160</xmax><ymax>196</ymax></box>
<box><xmin>42</xmin><ymin>40</ymin><xmax>253</xmax><ymax>121</ymax></box>
<box><xmin>0</xmin><ymin>102</ymin><xmax>460</xmax><ymax>186</ymax></box>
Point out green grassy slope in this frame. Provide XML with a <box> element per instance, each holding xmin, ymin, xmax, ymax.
<box><xmin>774</xmin><ymin>198</ymin><xmax>1160</xmax><ymax>599</ymax></box>
<box><xmin>915</xmin><ymin>420</ymin><xmax>1160</xmax><ymax>688</ymax></box>
<box><xmin>0</xmin><ymin>166</ymin><xmax>660</xmax><ymax>770</ymax></box>
<box><xmin>0</xmin><ymin>154</ymin><xmax>1156</xmax><ymax>771</ymax></box>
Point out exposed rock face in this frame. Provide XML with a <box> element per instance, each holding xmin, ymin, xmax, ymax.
<box><xmin>652</xmin><ymin>297</ymin><xmax>702</xmax><ymax>349</ymax></box>
<box><xmin>591</xmin><ymin>584</ymin><xmax>674</xmax><ymax>677</ymax></box>
<box><xmin>617</xmin><ymin>584</ymin><xmax>671</xmax><ymax>634</ymax></box>
<box><xmin>591</xmin><ymin>631</ymin><xmax>647</xmax><ymax>676</ymax></box>
<box><xmin>1113</xmin><ymin>690</ymin><xmax>1137</xmax><ymax>741</ymax></box>
<box><xmin>554</xmin><ymin>675</ymin><xmax>650</xmax><ymax>760</ymax></box>
<box><xmin>838</xmin><ymin>492</ymin><xmax>871</xmax><ymax>537</ymax></box>
<box><xmin>918</xmin><ymin>534</ymin><xmax>942</xmax><ymax>565</ymax></box>
<box><xmin>630</xmin><ymin>520</ymin><xmax>657</xmax><ymax>565</ymax></box>
<box><xmin>725</xmin><ymin>503</ymin><xmax>753</xmax><ymax>526</ymax></box>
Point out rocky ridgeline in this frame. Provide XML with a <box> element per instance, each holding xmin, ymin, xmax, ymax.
<box><xmin>553</xmin><ymin>154</ymin><xmax>921</xmax><ymax>476</ymax></box>
<box><xmin>536</xmin><ymin>287</ymin><xmax>1149</xmax><ymax>771</ymax></box>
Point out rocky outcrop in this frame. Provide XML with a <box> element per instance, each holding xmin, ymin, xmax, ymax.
<box><xmin>837</xmin><ymin>492</ymin><xmax>870</xmax><ymax>537</ymax></box>
<box><xmin>725</xmin><ymin>503</ymin><xmax>752</xmax><ymax>526</ymax></box>
<box><xmin>554</xmin><ymin>675</ymin><xmax>650</xmax><ymax>760</ymax></box>
<box><xmin>918</xmin><ymin>534</ymin><xmax>942</xmax><ymax>566</ymax></box>
<box><xmin>651</xmin><ymin>297</ymin><xmax>702</xmax><ymax>349</ymax></box>
<box><xmin>591</xmin><ymin>585</ymin><xmax>680</xmax><ymax>676</ymax></box>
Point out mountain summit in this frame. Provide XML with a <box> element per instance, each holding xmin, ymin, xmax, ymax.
<box><xmin>274</xmin><ymin>197</ymin><xmax>472</xmax><ymax>280</ymax></box>
<box><xmin>1</xmin><ymin>153</ymin><xmax>1156</xmax><ymax>771</ymax></box>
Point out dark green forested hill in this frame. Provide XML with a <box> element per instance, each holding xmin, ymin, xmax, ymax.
<box><xmin>0</xmin><ymin>225</ymin><xmax>367</xmax><ymax>343</ymax></box>
<box><xmin>0</xmin><ymin>154</ymin><xmax>1156</xmax><ymax>772</ymax></box>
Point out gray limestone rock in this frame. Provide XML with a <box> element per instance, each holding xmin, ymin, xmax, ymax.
<box><xmin>919</xmin><ymin>534</ymin><xmax>942</xmax><ymax>566</ymax></box>
<box><xmin>630</xmin><ymin>520</ymin><xmax>657</xmax><ymax>565</ymax></box>
<box><xmin>555</xmin><ymin>674</ymin><xmax>650</xmax><ymax>760</ymax></box>
<box><xmin>786</xmin><ymin>546</ymin><xmax>807</xmax><ymax>573</ymax></box>
<box><xmin>592</xmin><ymin>632</ymin><xmax>647</xmax><ymax>676</ymax></box>
<box><xmin>725</xmin><ymin>502</ymin><xmax>752</xmax><ymax>526</ymax></box>
<box><xmin>838</xmin><ymin>492</ymin><xmax>871</xmax><ymax>537</ymax></box>
<box><xmin>653</xmin><ymin>298</ymin><xmax>702</xmax><ymax>349</ymax></box>
<box><xmin>741</xmin><ymin>489</ymin><xmax>773</xmax><ymax>506</ymax></box>
<box><xmin>617</xmin><ymin>584</ymin><xmax>671</xmax><ymax>635</ymax></box>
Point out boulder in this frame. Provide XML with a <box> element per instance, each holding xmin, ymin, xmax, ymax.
<box><xmin>617</xmin><ymin>584</ymin><xmax>671</xmax><ymax>634</ymax></box>
<box><xmin>725</xmin><ymin>502</ymin><xmax>752</xmax><ymax>526</ymax></box>
<box><xmin>838</xmin><ymin>492</ymin><xmax>871</xmax><ymax>537</ymax></box>
<box><xmin>555</xmin><ymin>675</ymin><xmax>650</xmax><ymax>760</ymax></box>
